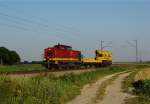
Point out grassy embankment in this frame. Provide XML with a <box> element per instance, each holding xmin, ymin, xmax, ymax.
<box><xmin>0</xmin><ymin>64</ymin><xmax>46</xmax><ymax>72</ymax></box>
<box><xmin>0</xmin><ymin>66</ymin><xmax>129</xmax><ymax>104</ymax></box>
<box><xmin>122</xmin><ymin>66</ymin><xmax>150</xmax><ymax>104</ymax></box>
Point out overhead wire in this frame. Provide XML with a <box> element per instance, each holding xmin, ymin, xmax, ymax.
<box><xmin>0</xmin><ymin>4</ymin><xmax>83</xmax><ymax>39</ymax></box>
<box><xmin>0</xmin><ymin>11</ymin><xmax>79</xmax><ymax>40</ymax></box>
<box><xmin>0</xmin><ymin>12</ymin><xmax>73</xmax><ymax>40</ymax></box>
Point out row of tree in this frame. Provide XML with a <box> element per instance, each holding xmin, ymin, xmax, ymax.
<box><xmin>0</xmin><ymin>47</ymin><xmax>20</xmax><ymax>65</ymax></box>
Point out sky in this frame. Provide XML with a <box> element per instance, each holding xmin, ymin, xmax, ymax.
<box><xmin>0</xmin><ymin>0</ymin><xmax>150</xmax><ymax>62</ymax></box>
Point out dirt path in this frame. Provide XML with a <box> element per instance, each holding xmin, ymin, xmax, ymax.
<box><xmin>97</xmin><ymin>72</ymin><xmax>132</xmax><ymax>104</ymax></box>
<box><xmin>66</xmin><ymin>72</ymin><xmax>124</xmax><ymax>104</ymax></box>
<box><xmin>66</xmin><ymin>72</ymin><xmax>132</xmax><ymax>104</ymax></box>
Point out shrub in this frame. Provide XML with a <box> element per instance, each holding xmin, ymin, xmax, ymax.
<box><xmin>133</xmin><ymin>80</ymin><xmax>150</xmax><ymax>97</ymax></box>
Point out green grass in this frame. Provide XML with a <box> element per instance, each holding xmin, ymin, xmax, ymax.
<box><xmin>122</xmin><ymin>71</ymin><xmax>137</xmax><ymax>93</ymax></box>
<box><xmin>122</xmin><ymin>66</ymin><xmax>150</xmax><ymax>104</ymax></box>
<box><xmin>126</xmin><ymin>80</ymin><xmax>150</xmax><ymax>104</ymax></box>
<box><xmin>0</xmin><ymin>64</ymin><xmax>46</xmax><ymax>72</ymax></box>
<box><xmin>0</xmin><ymin>66</ymin><xmax>128</xmax><ymax>104</ymax></box>
<box><xmin>0</xmin><ymin>63</ymin><xmax>149</xmax><ymax>73</ymax></box>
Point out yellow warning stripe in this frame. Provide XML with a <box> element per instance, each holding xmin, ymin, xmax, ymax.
<box><xmin>48</xmin><ymin>58</ymin><xmax>79</xmax><ymax>61</ymax></box>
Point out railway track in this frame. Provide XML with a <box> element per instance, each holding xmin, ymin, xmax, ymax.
<box><xmin>0</xmin><ymin>68</ymin><xmax>97</xmax><ymax>77</ymax></box>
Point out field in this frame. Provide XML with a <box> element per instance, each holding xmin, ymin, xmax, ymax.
<box><xmin>0</xmin><ymin>63</ymin><xmax>149</xmax><ymax>73</ymax></box>
<box><xmin>0</xmin><ymin>66</ymin><xmax>128</xmax><ymax>104</ymax></box>
<box><xmin>0</xmin><ymin>64</ymin><xmax>46</xmax><ymax>72</ymax></box>
<box><xmin>134</xmin><ymin>68</ymin><xmax>150</xmax><ymax>81</ymax></box>
<box><xmin>0</xmin><ymin>64</ymin><xmax>150</xmax><ymax>104</ymax></box>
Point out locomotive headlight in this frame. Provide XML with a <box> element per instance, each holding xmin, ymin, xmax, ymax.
<box><xmin>43</xmin><ymin>58</ymin><xmax>46</xmax><ymax>61</ymax></box>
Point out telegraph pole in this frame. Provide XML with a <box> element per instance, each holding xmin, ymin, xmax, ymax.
<box><xmin>134</xmin><ymin>40</ymin><xmax>138</xmax><ymax>62</ymax></box>
<box><xmin>101</xmin><ymin>40</ymin><xmax>103</xmax><ymax>50</ymax></box>
<box><xmin>100</xmin><ymin>40</ymin><xmax>112</xmax><ymax>51</ymax></box>
<box><xmin>127</xmin><ymin>40</ymin><xmax>138</xmax><ymax>62</ymax></box>
<box><xmin>139</xmin><ymin>50</ymin><xmax>142</xmax><ymax>63</ymax></box>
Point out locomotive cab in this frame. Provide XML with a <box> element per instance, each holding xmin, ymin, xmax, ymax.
<box><xmin>43</xmin><ymin>44</ymin><xmax>82</xmax><ymax>69</ymax></box>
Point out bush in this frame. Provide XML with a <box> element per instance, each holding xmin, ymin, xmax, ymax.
<box><xmin>133</xmin><ymin>80</ymin><xmax>150</xmax><ymax>97</ymax></box>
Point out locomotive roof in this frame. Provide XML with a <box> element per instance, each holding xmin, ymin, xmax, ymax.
<box><xmin>54</xmin><ymin>44</ymin><xmax>72</xmax><ymax>49</ymax></box>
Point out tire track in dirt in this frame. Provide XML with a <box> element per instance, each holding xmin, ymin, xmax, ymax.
<box><xmin>97</xmin><ymin>72</ymin><xmax>133</xmax><ymax>104</ymax></box>
<box><xmin>66</xmin><ymin>72</ymin><xmax>127</xmax><ymax>104</ymax></box>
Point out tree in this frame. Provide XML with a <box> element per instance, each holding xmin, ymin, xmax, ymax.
<box><xmin>0</xmin><ymin>47</ymin><xmax>11</xmax><ymax>64</ymax></box>
<box><xmin>0</xmin><ymin>47</ymin><xmax>20</xmax><ymax>65</ymax></box>
<box><xmin>10</xmin><ymin>51</ymin><xmax>20</xmax><ymax>64</ymax></box>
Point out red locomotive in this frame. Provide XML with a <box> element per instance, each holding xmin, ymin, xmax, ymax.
<box><xmin>43</xmin><ymin>44</ymin><xmax>81</xmax><ymax>69</ymax></box>
<box><xmin>43</xmin><ymin>44</ymin><xmax>112</xmax><ymax>69</ymax></box>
